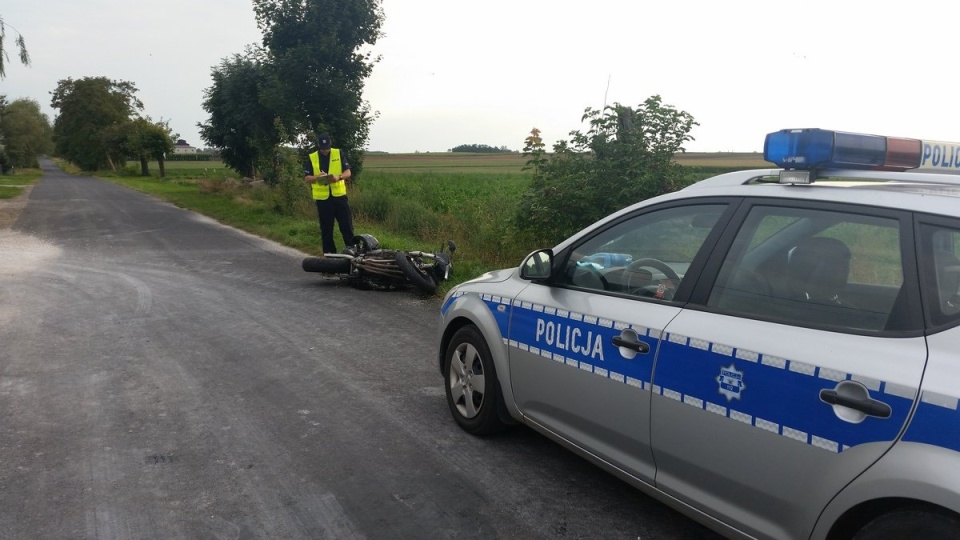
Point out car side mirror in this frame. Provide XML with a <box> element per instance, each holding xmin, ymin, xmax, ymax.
<box><xmin>520</xmin><ymin>249</ymin><xmax>553</xmax><ymax>281</ymax></box>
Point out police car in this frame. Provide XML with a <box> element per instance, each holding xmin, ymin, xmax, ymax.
<box><xmin>437</xmin><ymin>128</ymin><xmax>960</xmax><ymax>539</ymax></box>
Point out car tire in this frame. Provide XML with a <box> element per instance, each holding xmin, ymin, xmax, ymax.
<box><xmin>302</xmin><ymin>257</ymin><xmax>350</xmax><ymax>274</ymax></box>
<box><xmin>444</xmin><ymin>325</ymin><xmax>507</xmax><ymax>435</ymax></box>
<box><xmin>854</xmin><ymin>509</ymin><xmax>960</xmax><ymax>540</ymax></box>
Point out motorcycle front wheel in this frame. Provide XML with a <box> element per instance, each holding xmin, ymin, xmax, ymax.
<box><xmin>394</xmin><ymin>252</ymin><xmax>438</xmax><ymax>293</ymax></box>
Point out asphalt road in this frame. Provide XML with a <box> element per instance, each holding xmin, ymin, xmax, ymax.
<box><xmin>0</xmin><ymin>160</ymin><xmax>721</xmax><ymax>539</ymax></box>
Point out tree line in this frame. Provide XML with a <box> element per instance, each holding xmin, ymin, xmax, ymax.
<box><xmin>0</xmin><ymin>1</ymin><xmax>385</xmax><ymax>183</ymax></box>
<box><xmin>449</xmin><ymin>144</ymin><xmax>515</xmax><ymax>154</ymax></box>
<box><xmin>1</xmin><ymin>16</ymin><xmax>175</xmax><ymax>175</ymax></box>
<box><xmin>1</xmin><ymin>6</ymin><xmax>701</xmax><ymax>244</ymax></box>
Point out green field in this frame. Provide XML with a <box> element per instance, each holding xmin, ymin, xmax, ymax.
<box><xmin>672</xmin><ymin>152</ymin><xmax>772</xmax><ymax>168</ymax></box>
<box><xmin>363</xmin><ymin>151</ymin><xmax>772</xmax><ymax>173</ymax></box>
<box><xmin>129</xmin><ymin>151</ymin><xmax>773</xmax><ymax>176</ymax></box>
<box><xmin>363</xmin><ymin>152</ymin><xmax>532</xmax><ymax>174</ymax></box>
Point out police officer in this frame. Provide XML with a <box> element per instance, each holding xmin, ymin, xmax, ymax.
<box><xmin>303</xmin><ymin>133</ymin><xmax>355</xmax><ymax>254</ymax></box>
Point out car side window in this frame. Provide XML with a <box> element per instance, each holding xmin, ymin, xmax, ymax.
<box><xmin>559</xmin><ymin>204</ymin><xmax>727</xmax><ymax>301</ymax></box>
<box><xmin>707</xmin><ymin>206</ymin><xmax>903</xmax><ymax>333</ymax></box>
<box><xmin>918</xmin><ymin>224</ymin><xmax>960</xmax><ymax>328</ymax></box>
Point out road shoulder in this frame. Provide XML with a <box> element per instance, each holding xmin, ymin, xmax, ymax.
<box><xmin>0</xmin><ymin>186</ymin><xmax>33</xmax><ymax>230</ymax></box>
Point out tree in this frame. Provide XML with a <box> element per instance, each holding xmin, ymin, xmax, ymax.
<box><xmin>101</xmin><ymin>117</ymin><xmax>176</xmax><ymax>176</ymax></box>
<box><xmin>450</xmin><ymin>144</ymin><xmax>514</xmax><ymax>153</ymax></box>
<box><xmin>521</xmin><ymin>128</ymin><xmax>547</xmax><ymax>177</ymax></box>
<box><xmin>100</xmin><ymin>122</ymin><xmax>137</xmax><ymax>172</ymax></box>
<box><xmin>0</xmin><ymin>97</ymin><xmax>53</xmax><ymax>168</ymax></box>
<box><xmin>516</xmin><ymin>95</ymin><xmax>698</xmax><ymax>243</ymax></box>
<box><xmin>199</xmin><ymin>50</ymin><xmax>280</xmax><ymax>179</ymax></box>
<box><xmin>51</xmin><ymin>77</ymin><xmax>143</xmax><ymax>171</ymax></box>
<box><xmin>137</xmin><ymin>118</ymin><xmax>176</xmax><ymax>177</ymax></box>
<box><xmin>0</xmin><ymin>16</ymin><xmax>30</xmax><ymax>78</ymax></box>
<box><xmin>251</xmin><ymin>0</ymin><xmax>384</xmax><ymax>175</ymax></box>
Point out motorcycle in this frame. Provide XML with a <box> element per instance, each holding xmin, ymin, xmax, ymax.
<box><xmin>302</xmin><ymin>234</ymin><xmax>456</xmax><ymax>294</ymax></box>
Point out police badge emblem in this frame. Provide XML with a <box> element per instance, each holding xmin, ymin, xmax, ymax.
<box><xmin>717</xmin><ymin>363</ymin><xmax>746</xmax><ymax>402</ymax></box>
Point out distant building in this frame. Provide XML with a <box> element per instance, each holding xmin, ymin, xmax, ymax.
<box><xmin>173</xmin><ymin>139</ymin><xmax>198</xmax><ymax>154</ymax></box>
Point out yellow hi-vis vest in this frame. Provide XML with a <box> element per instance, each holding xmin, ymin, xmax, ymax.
<box><xmin>309</xmin><ymin>148</ymin><xmax>347</xmax><ymax>200</ymax></box>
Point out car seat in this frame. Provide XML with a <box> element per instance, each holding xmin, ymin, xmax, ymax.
<box><xmin>934</xmin><ymin>250</ymin><xmax>960</xmax><ymax>316</ymax></box>
<box><xmin>786</xmin><ymin>237</ymin><xmax>852</xmax><ymax>305</ymax></box>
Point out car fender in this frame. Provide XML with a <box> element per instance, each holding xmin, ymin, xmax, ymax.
<box><xmin>812</xmin><ymin>442</ymin><xmax>960</xmax><ymax>538</ymax></box>
<box><xmin>440</xmin><ymin>287</ymin><xmax>525</xmax><ymax>422</ymax></box>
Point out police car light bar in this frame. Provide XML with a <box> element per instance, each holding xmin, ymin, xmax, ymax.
<box><xmin>764</xmin><ymin>128</ymin><xmax>960</xmax><ymax>183</ymax></box>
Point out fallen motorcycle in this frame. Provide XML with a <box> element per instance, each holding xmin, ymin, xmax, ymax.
<box><xmin>302</xmin><ymin>234</ymin><xmax>456</xmax><ymax>294</ymax></box>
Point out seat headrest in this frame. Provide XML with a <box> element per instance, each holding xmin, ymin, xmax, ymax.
<box><xmin>787</xmin><ymin>237</ymin><xmax>851</xmax><ymax>301</ymax></box>
<box><xmin>934</xmin><ymin>250</ymin><xmax>960</xmax><ymax>314</ymax></box>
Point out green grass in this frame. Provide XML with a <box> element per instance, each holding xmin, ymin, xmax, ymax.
<box><xmin>361</xmin><ymin>151</ymin><xmax>772</xmax><ymax>174</ymax></box>
<box><xmin>0</xmin><ymin>168</ymin><xmax>41</xmax><ymax>198</ymax></box>
<box><xmin>0</xmin><ymin>186</ymin><xmax>23</xmax><ymax>199</ymax></box>
<box><xmin>0</xmin><ymin>168</ymin><xmax>41</xmax><ymax>186</ymax></box>
<box><xmin>118</xmin><ymin>160</ymin><xmax>238</xmax><ymax>180</ymax></box>
<box><xmin>363</xmin><ymin>152</ymin><xmax>532</xmax><ymax>174</ymax></box>
<box><xmin>350</xmin><ymin>171</ymin><xmax>535</xmax><ymax>274</ymax></box>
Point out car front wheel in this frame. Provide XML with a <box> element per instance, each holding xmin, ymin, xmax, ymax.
<box><xmin>444</xmin><ymin>325</ymin><xmax>507</xmax><ymax>435</ymax></box>
<box><xmin>854</xmin><ymin>508</ymin><xmax>960</xmax><ymax>540</ymax></box>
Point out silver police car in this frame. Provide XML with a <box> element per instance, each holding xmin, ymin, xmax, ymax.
<box><xmin>437</xmin><ymin>129</ymin><xmax>960</xmax><ymax>539</ymax></box>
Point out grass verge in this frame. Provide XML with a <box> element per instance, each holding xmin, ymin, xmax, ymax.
<box><xmin>0</xmin><ymin>168</ymin><xmax>42</xmax><ymax>198</ymax></box>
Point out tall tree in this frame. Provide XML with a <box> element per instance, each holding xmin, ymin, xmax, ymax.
<box><xmin>0</xmin><ymin>16</ymin><xmax>30</xmax><ymax>78</ymax></box>
<box><xmin>0</xmin><ymin>97</ymin><xmax>53</xmax><ymax>167</ymax></box>
<box><xmin>251</xmin><ymin>0</ymin><xmax>383</xmax><ymax>173</ymax></box>
<box><xmin>199</xmin><ymin>51</ymin><xmax>280</xmax><ymax>179</ymax></box>
<box><xmin>51</xmin><ymin>77</ymin><xmax>143</xmax><ymax>171</ymax></box>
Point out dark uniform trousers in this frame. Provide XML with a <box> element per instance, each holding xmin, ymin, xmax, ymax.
<box><xmin>316</xmin><ymin>195</ymin><xmax>354</xmax><ymax>254</ymax></box>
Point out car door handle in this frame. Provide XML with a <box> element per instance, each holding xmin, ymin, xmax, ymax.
<box><xmin>611</xmin><ymin>336</ymin><xmax>650</xmax><ymax>354</ymax></box>
<box><xmin>819</xmin><ymin>389</ymin><xmax>892</xmax><ymax>418</ymax></box>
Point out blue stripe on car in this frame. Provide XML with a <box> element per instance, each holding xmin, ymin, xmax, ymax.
<box><xmin>467</xmin><ymin>293</ymin><xmax>950</xmax><ymax>454</ymax></box>
<box><xmin>903</xmin><ymin>393</ymin><xmax>960</xmax><ymax>452</ymax></box>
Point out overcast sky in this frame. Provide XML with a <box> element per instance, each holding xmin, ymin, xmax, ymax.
<box><xmin>2</xmin><ymin>0</ymin><xmax>959</xmax><ymax>154</ymax></box>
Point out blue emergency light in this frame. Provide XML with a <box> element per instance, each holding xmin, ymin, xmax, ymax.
<box><xmin>764</xmin><ymin>128</ymin><xmax>921</xmax><ymax>171</ymax></box>
<box><xmin>763</xmin><ymin>128</ymin><xmax>960</xmax><ymax>183</ymax></box>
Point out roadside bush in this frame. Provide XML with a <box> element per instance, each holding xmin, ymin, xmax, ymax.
<box><xmin>270</xmin><ymin>151</ymin><xmax>313</xmax><ymax>216</ymax></box>
<box><xmin>516</xmin><ymin>95</ymin><xmax>698</xmax><ymax>244</ymax></box>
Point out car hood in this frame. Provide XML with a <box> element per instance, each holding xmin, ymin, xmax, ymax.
<box><xmin>460</xmin><ymin>267</ymin><xmax>517</xmax><ymax>285</ymax></box>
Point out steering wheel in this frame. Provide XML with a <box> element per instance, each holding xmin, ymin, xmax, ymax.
<box><xmin>624</xmin><ymin>258</ymin><xmax>681</xmax><ymax>298</ymax></box>
<box><xmin>570</xmin><ymin>264</ymin><xmax>609</xmax><ymax>291</ymax></box>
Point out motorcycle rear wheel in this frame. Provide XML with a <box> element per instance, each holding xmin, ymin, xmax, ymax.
<box><xmin>302</xmin><ymin>257</ymin><xmax>351</xmax><ymax>274</ymax></box>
